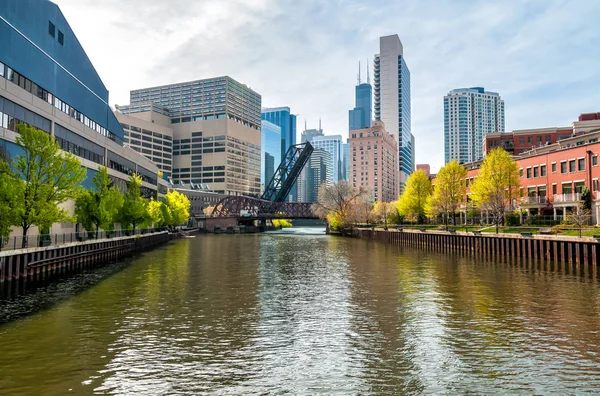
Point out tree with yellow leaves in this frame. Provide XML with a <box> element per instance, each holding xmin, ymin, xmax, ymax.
<box><xmin>397</xmin><ymin>169</ymin><xmax>432</xmax><ymax>224</ymax></box>
<box><xmin>470</xmin><ymin>148</ymin><xmax>520</xmax><ymax>233</ymax></box>
<box><xmin>426</xmin><ymin>160</ymin><xmax>467</xmax><ymax>230</ymax></box>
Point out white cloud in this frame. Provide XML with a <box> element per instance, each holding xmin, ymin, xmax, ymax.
<box><xmin>54</xmin><ymin>0</ymin><xmax>600</xmax><ymax>171</ymax></box>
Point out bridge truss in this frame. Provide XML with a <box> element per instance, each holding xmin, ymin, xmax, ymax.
<box><xmin>210</xmin><ymin>196</ymin><xmax>316</xmax><ymax>219</ymax></box>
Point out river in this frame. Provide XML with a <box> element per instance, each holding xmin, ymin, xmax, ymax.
<box><xmin>1</xmin><ymin>228</ymin><xmax>600</xmax><ymax>394</ymax></box>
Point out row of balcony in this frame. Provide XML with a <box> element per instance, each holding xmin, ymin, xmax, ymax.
<box><xmin>519</xmin><ymin>193</ymin><xmax>582</xmax><ymax>205</ymax></box>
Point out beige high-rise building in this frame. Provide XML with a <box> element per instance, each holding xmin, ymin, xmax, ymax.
<box><xmin>115</xmin><ymin>76</ymin><xmax>262</xmax><ymax>196</ymax></box>
<box><xmin>350</xmin><ymin>121</ymin><xmax>398</xmax><ymax>202</ymax></box>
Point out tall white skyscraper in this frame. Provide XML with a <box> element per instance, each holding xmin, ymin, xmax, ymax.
<box><xmin>444</xmin><ymin>87</ymin><xmax>505</xmax><ymax>164</ymax></box>
<box><xmin>374</xmin><ymin>34</ymin><xmax>413</xmax><ymax>190</ymax></box>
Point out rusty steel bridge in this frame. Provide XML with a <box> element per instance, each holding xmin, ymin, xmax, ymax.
<box><xmin>209</xmin><ymin>142</ymin><xmax>320</xmax><ymax>221</ymax></box>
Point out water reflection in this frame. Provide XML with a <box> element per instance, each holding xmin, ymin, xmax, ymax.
<box><xmin>0</xmin><ymin>232</ymin><xmax>599</xmax><ymax>394</ymax></box>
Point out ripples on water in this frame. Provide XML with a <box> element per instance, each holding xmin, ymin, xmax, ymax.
<box><xmin>1</xmin><ymin>228</ymin><xmax>600</xmax><ymax>394</ymax></box>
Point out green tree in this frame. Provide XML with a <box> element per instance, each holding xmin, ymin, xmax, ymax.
<box><xmin>118</xmin><ymin>174</ymin><xmax>148</xmax><ymax>233</ymax></box>
<box><xmin>397</xmin><ymin>169</ymin><xmax>432</xmax><ymax>224</ymax></box>
<box><xmin>426</xmin><ymin>160</ymin><xmax>467</xmax><ymax>230</ymax></box>
<box><xmin>0</xmin><ymin>156</ymin><xmax>19</xmax><ymax>246</ymax></box>
<box><xmin>13</xmin><ymin>125</ymin><xmax>86</xmax><ymax>247</ymax></box>
<box><xmin>75</xmin><ymin>167</ymin><xmax>124</xmax><ymax>238</ymax></box>
<box><xmin>161</xmin><ymin>189</ymin><xmax>191</xmax><ymax>227</ymax></box>
<box><xmin>581</xmin><ymin>186</ymin><xmax>592</xmax><ymax>210</ymax></box>
<box><xmin>470</xmin><ymin>148</ymin><xmax>521</xmax><ymax>233</ymax></box>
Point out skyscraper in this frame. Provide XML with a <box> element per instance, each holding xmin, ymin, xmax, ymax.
<box><xmin>260</xmin><ymin>120</ymin><xmax>281</xmax><ymax>190</ymax></box>
<box><xmin>262</xmin><ymin>107</ymin><xmax>297</xmax><ymax>200</ymax></box>
<box><xmin>349</xmin><ymin>63</ymin><xmax>372</xmax><ymax>131</ymax></box>
<box><xmin>117</xmin><ymin>76</ymin><xmax>262</xmax><ymax>196</ymax></box>
<box><xmin>444</xmin><ymin>87</ymin><xmax>505</xmax><ymax>164</ymax></box>
<box><xmin>342</xmin><ymin>139</ymin><xmax>350</xmax><ymax>182</ymax></box>
<box><xmin>299</xmin><ymin>148</ymin><xmax>330</xmax><ymax>203</ymax></box>
<box><xmin>311</xmin><ymin>134</ymin><xmax>343</xmax><ymax>183</ymax></box>
<box><xmin>374</xmin><ymin>34</ymin><xmax>413</xmax><ymax>190</ymax></box>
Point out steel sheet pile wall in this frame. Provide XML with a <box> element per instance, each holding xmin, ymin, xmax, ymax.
<box><xmin>354</xmin><ymin>229</ymin><xmax>599</xmax><ymax>271</ymax></box>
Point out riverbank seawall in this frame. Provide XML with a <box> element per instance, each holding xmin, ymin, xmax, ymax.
<box><xmin>0</xmin><ymin>231</ymin><xmax>175</xmax><ymax>296</ymax></box>
<box><xmin>354</xmin><ymin>228</ymin><xmax>600</xmax><ymax>271</ymax></box>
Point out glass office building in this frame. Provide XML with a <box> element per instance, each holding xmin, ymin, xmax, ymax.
<box><xmin>374</xmin><ymin>34</ymin><xmax>413</xmax><ymax>190</ymax></box>
<box><xmin>349</xmin><ymin>83</ymin><xmax>372</xmax><ymax>131</ymax></box>
<box><xmin>261</xmin><ymin>107</ymin><xmax>298</xmax><ymax>200</ymax></box>
<box><xmin>0</xmin><ymin>0</ymin><xmax>167</xmax><ymax>234</ymax></box>
<box><xmin>261</xmin><ymin>120</ymin><xmax>282</xmax><ymax>189</ymax></box>
<box><xmin>311</xmin><ymin>135</ymin><xmax>342</xmax><ymax>183</ymax></box>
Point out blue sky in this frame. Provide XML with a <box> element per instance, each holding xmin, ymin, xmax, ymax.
<box><xmin>54</xmin><ymin>0</ymin><xmax>600</xmax><ymax>171</ymax></box>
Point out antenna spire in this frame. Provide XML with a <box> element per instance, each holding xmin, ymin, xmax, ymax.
<box><xmin>319</xmin><ymin>117</ymin><xmax>322</xmax><ymax>131</ymax></box>
<box><xmin>305</xmin><ymin>119</ymin><xmax>307</xmax><ymax>131</ymax></box>
<box><xmin>367</xmin><ymin>59</ymin><xmax>370</xmax><ymax>84</ymax></box>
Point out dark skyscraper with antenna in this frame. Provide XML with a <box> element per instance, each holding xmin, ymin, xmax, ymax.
<box><xmin>348</xmin><ymin>61</ymin><xmax>373</xmax><ymax>131</ymax></box>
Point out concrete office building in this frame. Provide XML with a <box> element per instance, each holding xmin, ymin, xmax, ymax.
<box><xmin>117</xmin><ymin>76</ymin><xmax>262</xmax><ymax>196</ymax></box>
<box><xmin>0</xmin><ymin>0</ymin><xmax>167</xmax><ymax>237</ymax></box>
<box><xmin>374</xmin><ymin>34</ymin><xmax>413</xmax><ymax>189</ymax></box>
<box><xmin>260</xmin><ymin>120</ymin><xmax>281</xmax><ymax>189</ymax></box>
<box><xmin>444</xmin><ymin>87</ymin><xmax>505</xmax><ymax>164</ymax></box>
<box><xmin>350</xmin><ymin>121</ymin><xmax>398</xmax><ymax>202</ymax></box>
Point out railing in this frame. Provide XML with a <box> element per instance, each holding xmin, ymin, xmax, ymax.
<box><xmin>553</xmin><ymin>193</ymin><xmax>582</xmax><ymax>203</ymax></box>
<box><xmin>520</xmin><ymin>196</ymin><xmax>549</xmax><ymax>205</ymax></box>
<box><xmin>0</xmin><ymin>228</ymin><xmax>168</xmax><ymax>252</ymax></box>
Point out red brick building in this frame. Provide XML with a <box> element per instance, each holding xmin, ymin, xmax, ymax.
<box><xmin>461</xmin><ymin>130</ymin><xmax>600</xmax><ymax>224</ymax></box>
<box><xmin>416</xmin><ymin>164</ymin><xmax>431</xmax><ymax>177</ymax></box>
<box><xmin>484</xmin><ymin>112</ymin><xmax>600</xmax><ymax>156</ymax></box>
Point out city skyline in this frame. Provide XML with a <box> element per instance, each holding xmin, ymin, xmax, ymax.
<box><xmin>53</xmin><ymin>0</ymin><xmax>600</xmax><ymax>172</ymax></box>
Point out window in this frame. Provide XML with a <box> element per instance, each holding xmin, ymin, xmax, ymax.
<box><xmin>49</xmin><ymin>21</ymin><xmax>55</xmax><ymax>37</ymax></box>
<box><xmin>519</xmin><ymin>137</ymin><xmax>524</xmax><ymax>145</ymax></box>
<box><xmin>540</xmin><ymin>165</ymin><xmax>546</xmax><ymax>177</ymax></box>
<box><xmin>58</xmin><ymin>30</ymin><xmax>64</xmax><ymax>46</ymax></box>
<box><xmin>552</xmin><ymin>184</ymin><xmax>557</xmax><ymax>195</ymax></box>
<box><xmin>552</xmin><ymin>163</ymin><xmax>556</xmax><ymax>173</ymax></box>
<box><xmin>561</xmin><ymin>161</ymin><xmax>567</xmax><ymax>174</ymax></box>
<box><xmin>528</xmin><ymin>137</ymin><xmax>532</xmax><ymax>144</ymax></box>
<box><xmin>569</xmin><ymin>159</ymin><xmax>576</xmax><ymax>172</ymax></box>
<box><xmin>526</xmin><ymin>168</ymin><xmax>532</xmax><ymax>178</ymax></box>
<box><xmin>578</xmin><ymin>158</ymin><xmax>585</xmax><ymax>171</ymax></box>
<box><xmin>533</xmin><ymin>166</ymin><xmax>539</xmax><ymax>178</ymax></box>
<box><xmin>594</xmin><ymin>156</ymin><xmax>598</xmax><ymax>166</ymax></box>
<box><xmin>594</xmin><ymin>180</ymin><xmax>599</xmax><ymax>192</ymax></box>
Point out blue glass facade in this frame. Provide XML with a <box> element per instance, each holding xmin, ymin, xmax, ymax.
<box><xmin>349</xmin><ymin>83</ymin><xmax>372</xmax><ymax>131</ymax></box>
<box><xmin>0</xmin><ymin>0</ymin><xmax>124</xmax><ymax>141</ymax></box>
<box><xmin>260</xmin><ymin>120</ymin><xmax>281</xmax><ymax>188</ymax></box>
<box><xmin>261</xmin><ymin>107</ymin><xmax>297</xmax><ymax>201</ymax></box>
<box><xmin>398</xmin><ymin>56</ymin><xmax>413</xmax><ymax>178</ymax></box>
<box><xmin>342</xmin><ymin>141</ymin><xmax>350</xmax><ymax>181</ymax></box>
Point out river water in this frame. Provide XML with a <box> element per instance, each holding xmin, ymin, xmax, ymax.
<box><xmin>1</xmin><ymin>228</ymin><xmax>600</xmax><ymax>394</ymax></box>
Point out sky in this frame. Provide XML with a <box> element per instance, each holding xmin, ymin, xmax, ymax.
<box><xmin>53</xmin><ymin>0</ymin><xmax>600</xmax><ymax>172</ymax></box>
